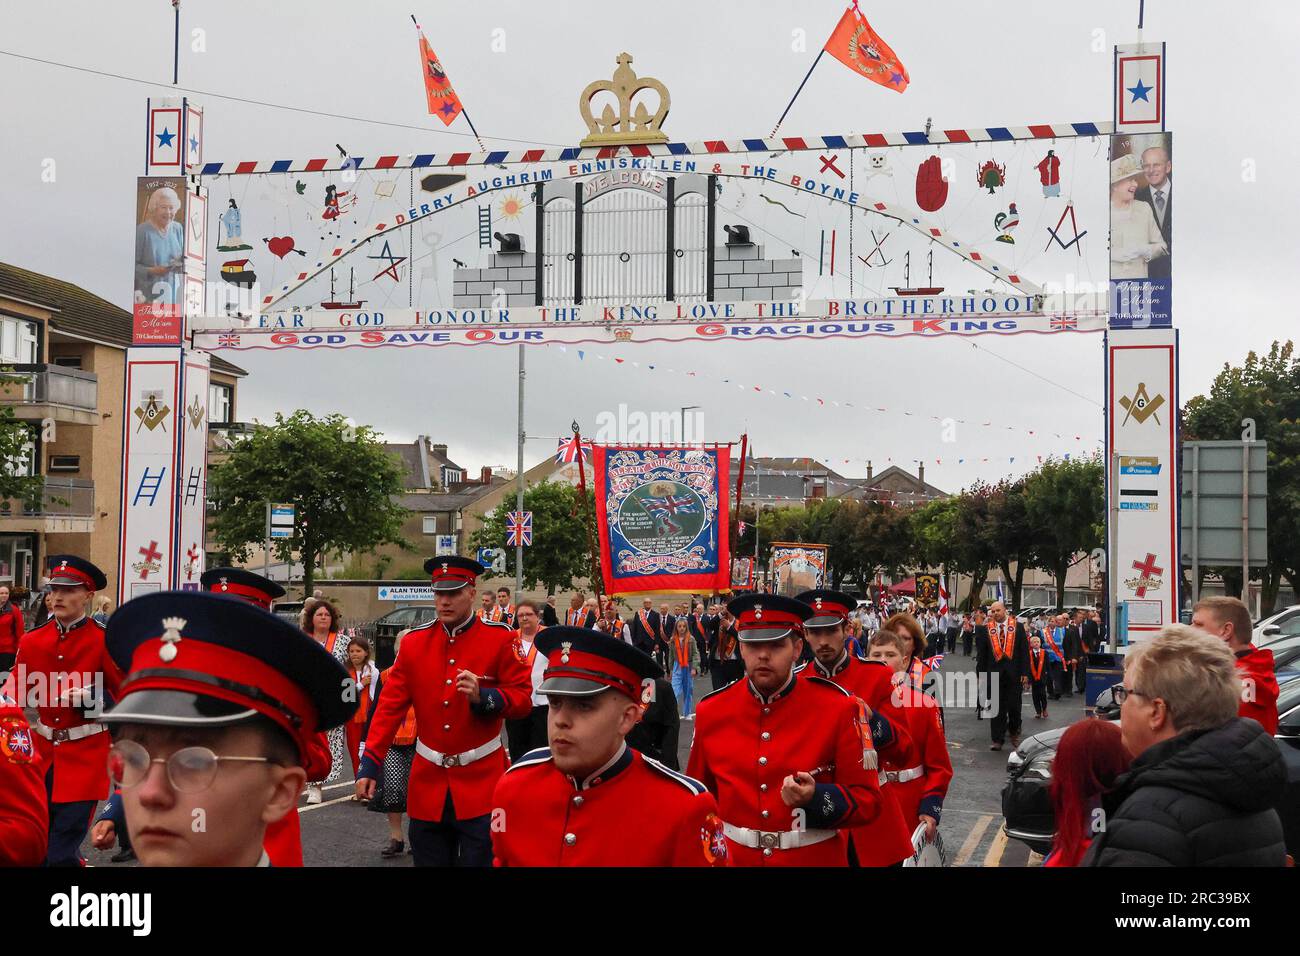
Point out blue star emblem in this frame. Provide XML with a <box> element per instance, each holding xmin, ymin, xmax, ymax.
<box><xmin>156</xmin><ymin>127</ymin><xmax>175</xmax><ymax>148</ymax></box>
<box><xmin>889</xmin><ymin>71</ymin><xmax>904</xmax><ymax>86</ymax></box>
<box><xmin>189</xmin><ymin>134</ymin><xmax>199</xmax><ymax>154</ymax></box>
<box><xmin>1127</xmin><ymin>78</ymin><xmax>1153</xmax><ymax>102</ymax></box>
<box><xmin>439</xmin><ymin>101</ymin><xmax>458</xmax><ymax>117</ymax></box>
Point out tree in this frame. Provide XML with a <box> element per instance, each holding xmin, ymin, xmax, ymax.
<box><xmin>0</xmin><ymin>370</ymin><xmax>46</xmax><ymax>511</ymax></box>
<box><xmin>1024</xmin><ymin>455</ymin><xmax>1104</xmax><ymax>610</ymax></box>
<box><xmin>1183</xmin><ymin>341</ymin><xmax>1300</xmax><ymax>611</ymax></box>
<box><xmin>985</xmin><ymin>478</ymin><xmax>1037</xmax><ymax>609</ymax></box>
<box><xmin>207</xmin><ymin>411</ymin><xmax>409</xmax><ymax>595</ymax></box>
<box><xmin>471</xmin><ymin>481</ymin><xmax>596</xmax><ymax>596</ymax></box>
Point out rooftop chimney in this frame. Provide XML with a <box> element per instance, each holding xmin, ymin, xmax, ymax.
<box><xmin>481</xmin><ymin>466</ymin><xmax>493</xmax><ymax>484</ymax></box>
<box><xmin>866</xmin><ymin>460</ymin><xmax>873</xmax><ymax>481</ymax></box>
<box><xmin>432</xmin><ymin>443</ymin><xmax>448</xmax><ymax>458</ymax></box>
<box><xmin>918</xmin><ymin>461</ymin><xmax>925</xmax><ymax>484</ymax></box>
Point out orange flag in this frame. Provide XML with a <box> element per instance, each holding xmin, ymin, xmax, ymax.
<box><xmin>823</xmin><ymin>6</ymin><xmax>909</xmax><ymax>93</ymax></box>
<box><xmin>418</xmin><ymin>33</ymin><xmax>464</xmax><ymax>124</ymax></box>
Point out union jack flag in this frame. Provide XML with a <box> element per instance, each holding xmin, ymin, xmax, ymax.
<box><xmin>554</xmin><ymin>435</ymin><xmax>592</xmax><ymax>464</ymax></box>
<box><xmin>924</xmin><ymin>654</ymin><xmax>944</xmax><ymax>670</ymax></box>
<box><xmin>218</xmin><ymin>333</ymin><xmax>242</xmax><ymax>346</ymax></box>
<box><xmin>1049</xmin><ymin>316</ymin><xmax>1078</xmax><ymax>331</ymax></box>
<box><xmin>506</xmin><ymin>510</ymin><xmax>532</xmax><ymax>547</ymax></box>
<box><xmin>645</xmin><ymin>494</ymin><xmax>699</xmax><ymax>518</ymax></box>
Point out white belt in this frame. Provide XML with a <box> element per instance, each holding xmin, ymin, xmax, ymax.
<box><xmin>415</xmin><ymin>736</ymin><xmax>501</xmax><ymax>768</ymax></box>
<box><xmin>722</xmin><ymin>822</ymin><xmax>838</xmax><ymax>851</ymax></box>
<box><xmin>884</xmin><ymin>766</ymin><xmax>925</xmax><ymax>784</ymax></box>
<box><xmin>32</xmin><ymin>721</ymin><xmax>106</xmax><ymax>744</ymax></box>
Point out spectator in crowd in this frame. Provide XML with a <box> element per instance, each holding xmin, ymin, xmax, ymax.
<box><xmin>541</xmin><ymin>595</ymin><xmax>559</xmax><ymax>628</ymax></box>
<box><xmin>668</xmin><ymin>617</ymin><xmax>701</xmax><ymax>719</ymax></box>
<box><xmin>584</xmin><ymin>597</ymin><xmax>601</xmax><ymax>628</ymax></box>
<box><xmin>1045</xmin><ymin>719</ymin><xmax>1130</xmax><ymax>867</ymax></box>
<box><xmin>961</xmin><ymin>612</ymin><xmax>975</xmax><ymax>656</ymax></box>
<box><xmin>1027</xmin><ymin>635</ymin><xmax>1050</xmax><ymax>719</ymax></box>
<box><xmin>1084</xmin><ymin>625</ymin><xmax>1287</xmax><ymax>867</ymax></box>
<box><xmin>1192</xmin><ymin>596</ymin><xmax>1279</xmax><ymax>734</ymax></box>
<box><xmin>345</xmin><ymin>636</ymin><xmax>378</xmax><ymax>784</ymax></box>
<box><xmin>595</xmin><ymin>601</ymin><xmax>632</xmax><ymax>644</ymax></box>
<box><xmin>302</xmin><ymin>598</ymin><xmax>348</xmax><ymax>804</ymax></box>
<box><xmin>0</xmin><ymin>583</ymin><xmax>24</xmax><ymax>674</ymax></box>
<box><xmin>91</xmin><ymin>596</ymin><xmax>112</xmax><ymax>627</ymax></box>
<box><xmin>565</xmin><ymin>592</ymin><xmax>593</xmax><ymax>628</ymax></box>
<box><xmin>504</xmin><ymin>600</ymin><xmax>549</xmax><ymax>760</ymax></box>
<box><xmin>364</xmin><ymin>629</ymin><xmax>417</xmax><ymax>858</ymax></box>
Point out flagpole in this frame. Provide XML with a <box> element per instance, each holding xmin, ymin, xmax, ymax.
<box><xmin>412</xmin><ymin>14</ymin><xmax>487</xmax><ymax>152</ymax></box>
<box><xmin>172</xmin><ymin>1</ymin><xmax>180</xmax><ymax>85</ymax></box>
<box><xmin>770</xmin><ymin>48</ymin><xmax>825</xmax><ymax>138</ymax></box>
<box><xmin>572</xmin><ymin>422</ymin><xmax>605</xmax><ymax>615</ymax></box>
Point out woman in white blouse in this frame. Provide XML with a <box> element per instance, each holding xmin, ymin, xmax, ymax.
<box><xmin>1109</xmin><ymin>153</ymin><xmax>1168</xmax><ymax>280</ymax></box>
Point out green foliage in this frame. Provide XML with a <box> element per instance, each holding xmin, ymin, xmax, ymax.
<box><xmin>0</xmin><ymin>369</ymin><xmax>45</xmax><ymax>509</ymax></box>
<box><xmin>1024</xmin><ymin>454</ymin><xmax>1104</xmax><ymax>609</ymax></box>
<box><xmin>1183</xmin><ymin>341</ymin><xmax>1300</xmax><ymax>609</ymax></box>
<box><xmin>207</xmin><ymin>411</ymin><xmax>410</xmax><ymax>594</ymax></box>
<box><xmin>471</xmin><ymin>481</ymin><xmax>597</xmax><ymax>595</ymax></box>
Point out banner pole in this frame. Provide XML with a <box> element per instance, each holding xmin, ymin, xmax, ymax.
<box><xmin>572</xmin><ymin>422</ymin><xmax>604</xmax><ymax>613</ymax></box>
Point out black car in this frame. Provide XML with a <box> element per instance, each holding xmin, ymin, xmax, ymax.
<box><xmin>1001</xmin><ymin>679</ymin><xmax>1300</xmax><ymax>858</ymax></box>
<box><xmin>370</xmin><ymin>604</ymin><xmax>436</xmax><ymax>669</ymax></box>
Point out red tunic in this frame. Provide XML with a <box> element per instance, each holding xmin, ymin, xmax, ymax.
<box><xmin>13</xmin><ymin>616</ymin><xmax>123</xmax><ymax>802</ymax></box>
<box><xmin>491</xmin><ymin>745</ymin><xmax>727</xmax><ymax>866</ymax></box>
<box><xmin>885</xmin><ymin>680</ymin><xmax>953</xmax><ymax>831</ymax></box>
<box><xmin>1235</xmin><ymin>645</ymin><xmax>1279</xmax><ymax>735</ymax></box>
<box><xmin>798</xmin><ymin>653</ymin><xmax>915</xmax><ymax>865</ymax></box>
<box><xmin>0</xmin><ymin>602</ymin><xmax>24</xmax><ymax>655</ymax></box>
<box><xmin>686</xmin><ymin>672</ymin><xmax>882</xmax><ymax>866</ymax></box>
<box><xmin>0</xmin><ymin>703</ymin><xmax>48</xmax><ymax>865</ymax></box>
<box><xmin>360</xmin><ymin>614</ymin><xmax>531</xmax><ymax>821</ymax></box>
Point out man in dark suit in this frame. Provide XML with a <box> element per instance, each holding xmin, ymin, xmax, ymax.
<box><xmin>563</xmin><ymin>592</ymin><xmax>595</xmax><ymax>629</ymax></box>
<box><xmin>975</xmin><ymin>601</ymin><xmax>1030</xmax><ymax>750</ymax></box>
<box><xmin>540</xmin><ymin>595</ymin><xmax>559</xmax><ymax>628</ymax></box>
<box><xmin>1134</xmin><ymin>144</ymin><xmax>1172</xmax><ymax>278</ymax></box>
<box><xmin>687</xmin><ymin>601</ymin><xmax>710</xmax><ymax>674</ymax></box>
<box><xmin>1061</xmin><ymin>615</ymin><xmax>1083</xmax><ymax>698</ymax></box>
<box><xmin>1072</xmin><ymin>609</ymin><xmax>1097</xmax><ymax>695</ymax></box>
<box><xmin>628</xmin><ymin>597</ymin><xmax>661</xmax><ymax>656</ymax></box>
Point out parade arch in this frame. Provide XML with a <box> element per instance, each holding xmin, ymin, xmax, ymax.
<box><xmin>123</xmin><ymin>42</ymin><xmax>1177</xmax><ymax>648</ymax></box>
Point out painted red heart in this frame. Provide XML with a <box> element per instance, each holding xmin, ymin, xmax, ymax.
<box><xmin>266</xmin><ymin>236</ymin><xmax>296</xmax><ymax>258</ymax></box>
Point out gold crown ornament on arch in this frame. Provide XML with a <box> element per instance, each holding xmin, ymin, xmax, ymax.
<box><xmin>579</xmin><ymin>52</ymin><xmax>671</xmax><ymax>147</ymax></box>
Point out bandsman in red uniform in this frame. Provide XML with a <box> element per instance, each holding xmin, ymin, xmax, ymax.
<box><xmin>491</xmin><ymin>626</ymin><xmax>726</xmax><ymax>866</ymax></box>
<box><xmin>98</xmin><ymin>591</ymin><xmax>355</xmax><ymax>866</ymax></box>
<box><xmin>866</xmin><ymin>628</ymin><xmax>953</xmax><ymax>841</ymax></box>
<box><xmin>356</xmin><ymin>556</ymin><xmax>532</xmax><ymax>866</ymax></box>
<box><xmin>0</xmin><ymin>691</ymin><xmax>47</xmax><ymax>865</ymax></box>
<box><xmin>794</xmin><ymin>588</ymin><xmax>916</xmax><ymax>866</ymax></box>
<box><xmin>12</xmin><ymin>556</ymin><xmax>121</xmax><ymax>866</ymax></box>
<box><xmin>95</xmin><ymin>567</ymin><xmax>329</xmax><ymax>867</ymax></box>
<box><xmin>686</xmin><ymin>594</ymin><xmax>883</xmax><ymax>866</ymax></box>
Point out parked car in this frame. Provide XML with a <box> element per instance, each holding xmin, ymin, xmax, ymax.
<box><xmin>272</xmin><ymin>600</ymin><xmax>306</xmax><ymax>629</ymax></box>
<box><xmin>370</xmin><ymin>604</ymin><xmax>437</xmax><ymax>669</ymax></box>
<box><xmin>1257</xmin><ymin>604</ymin><xmax>1300</xmax><ymax>645</ymax></box>
<box><xmin>1001</xmin><ymin>682</ymin><xmax>1300</xmax><ymax>859</ymax></box>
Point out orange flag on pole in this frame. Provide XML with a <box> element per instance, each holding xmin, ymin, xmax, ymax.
<box><xmin>823</xmin><ymin>5</ymin><xmax>909</xmax><ymax>93</ymax></box>
<box><xmin>417</xmin><ymin>31</ymin><xmax>465</xmax><ymax>124</ymax></box>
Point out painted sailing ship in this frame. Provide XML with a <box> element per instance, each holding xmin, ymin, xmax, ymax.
<box><xmin>889</xmin><ymin>249</ymin><xmax>943</xmax><ymax>296</ymax></box>
<box><xmin>320</xmin><ymin>268</ymin><xmax>364</xmax><ymax>310</ymax></box>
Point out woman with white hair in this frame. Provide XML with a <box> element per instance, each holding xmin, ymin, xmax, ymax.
<box><xmin>1084</xmin><ymin>624</ymin><xmax>1287</xmax><ymax>866</ymax></box>
<box><xmin>134</xmin><ymin>186</ymin><xmax>185</xmax><ymax>304</ymax></box>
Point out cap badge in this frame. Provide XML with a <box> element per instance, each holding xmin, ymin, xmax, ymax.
<box><xmin>219</xmin><ymin>576</ymin><xmax>229</xmax><ymax>592</ymax></box>
<box><xmin>753</xmin><ymin>604</ymin><xmax>763</xmax><ymax>620</ymax></box>
<box><xmin>814</xmin><ymin>597</ymin><xmax>823</xmax><ymax>610</ymax></box>
<box><xmin>58</xmin><ymin>560</ymin><xmax>68</xmax><ymax>571</ymax></box>
<box><xmin>159</xmin><ymin>617</ymin><xmax>187</xmax><ymax>663</ymax></box>
<box><xmin>440</xmin><ymin>563</ymin><xmax>449</xmax><ymax>574</ymax></box>
<box><xmin>560</xmin><ymin>641</ymin><xmax>573</xmax><ymax>664</ymax></box>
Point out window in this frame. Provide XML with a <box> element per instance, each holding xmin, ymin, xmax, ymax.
<box><xmin>51</xmin><ymin>355</ymin><xmax>82</xmax><ymax>369</ymax></box>
<box><xmin>442</xmin><ymin>468</ymin><xmax>462</xmax><ymax>486</ymax></box>
<box><xmin>208</xmin><ymin>383</ymin><xmax>232</xmax><ymax>424</ymax></box>
<box><xmin>422</xmin><ymin>515</ymin><xmax>438</xmax><ymax>535</ymax></box>
<box><xmin>48</xmin><ymin>455</ymin><xmax>80</xmax><ymax>473</ymax></box>
<box><xmin>0</xmin><ymin>315</ymin><xmax>38</xmax><ymax>364</ymax></box>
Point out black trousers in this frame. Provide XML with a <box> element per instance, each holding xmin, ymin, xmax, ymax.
<box><xmin>989</xmin><ymin>669</ymin><xmax>1023</xmax><ymax>744</ymax></box>
<box><xmin>709</xmin><ymin>659</ymin><xmax>743</xmax><ymax>690</ymax></box>
<box><xmin>408</xmin><ymin>792</ymin><xmax>493</xmax><ymax>867</ymax></box>
<box><xmin>0</xmin><ymin>651</ymin><xmax>15</xmax><ymax>674</ymax></box>
<box><xmin>1074</xmin><ymin>659</ymin><xmax>1087</xmax><ymax>694</ymax></box>
<box><xmin>505</xmin><ymin>705</ymin><xmax>548</xmax><ymax>761</ymax></box>
<box><xmin>1047</xmin><ymin>661</ymin><xmax>1065</xmax><ymax>699</ymax></box>
<box><xmin>1030</xmin><ymin>679</ymin><xmax>1048</xmax><ymax>715</ymax></box>
<box><xmin>44</xmin><ymin>764</ymin><xmax>96</xmax><ymax>867</ymax></box>
<box><xmin>962</xmin><ymin>633</ymin><xmax>973</xmax><ymax>656</ymax></box>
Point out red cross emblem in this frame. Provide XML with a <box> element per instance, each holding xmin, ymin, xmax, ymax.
<box><xmin>1129</xmin><ymin>553</ymin><xmax>1163</xmax><ymax>597</ymax></box>
<box><xmin>818</xmin><ymin>154</ymin><xmax>845</xmax><ymax>179</ymax></box>
<box><xmin>137</xmin><ymin>541</ymin><xmax>163</xmax><ymax>579</ymax></box>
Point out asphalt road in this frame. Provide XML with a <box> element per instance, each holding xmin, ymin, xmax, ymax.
<box><xmin>84</xmin><ymin>651</ymin><xmax>1088</xmax><ymax>868</ymax></box>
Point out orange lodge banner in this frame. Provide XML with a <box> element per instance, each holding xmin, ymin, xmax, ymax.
<box><xmin>823</xmin><ymin>6</ymin><xmax>909</xmax><ymax>93</ymax></box>
<box><xmin>418</xmin><ymin>33</ymin><xmax>465</xmax><ymax>125</ymax></box>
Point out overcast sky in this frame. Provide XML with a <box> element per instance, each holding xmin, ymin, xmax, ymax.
<box><xmin>2</xmin><ymin>0</ymin><xmax>1296</xmax><ymax>493</ymax></box>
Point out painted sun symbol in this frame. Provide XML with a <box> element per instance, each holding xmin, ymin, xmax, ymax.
<box><xmin>499</xmin><ymin>193</ymin><xmax>525</xmax><ymax>219</ymax></box>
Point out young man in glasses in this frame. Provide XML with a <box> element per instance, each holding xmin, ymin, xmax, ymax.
<box><xmin>98</xmin><ymin>591</ymin><xmax>355</xmax><ymax>866</ymax></box>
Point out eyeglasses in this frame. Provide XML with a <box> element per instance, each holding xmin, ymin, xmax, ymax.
<box><xmin>1111</xmin><ymin>684</ymin><xmax>1151</xmax><ymax>706</ymax></box>
<box><xmin>108</xmin><ymin>739</ymin><xmax>274</xmax><ymax>793</ymax></box>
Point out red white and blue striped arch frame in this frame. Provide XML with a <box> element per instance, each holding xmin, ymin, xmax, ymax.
<box><xmin>196</xmin><ymin>121</ymin><xmax>1111</xmax><ymax>176</ymax></box>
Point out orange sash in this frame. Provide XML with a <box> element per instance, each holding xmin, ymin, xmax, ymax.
<box><xmin>673</xmin><ymin>634</ymin><xmax>692</xmax><ymax>668</ymax></box>
<box><xmin>990</xmin><ymin>620</ymin><xmax>1016</xmax><ymax>662</ymax></box>
<box><xmin>1029</xmin><ymin>648</ymin><xmax>1045</xmax><ymax>681</ymax></box>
